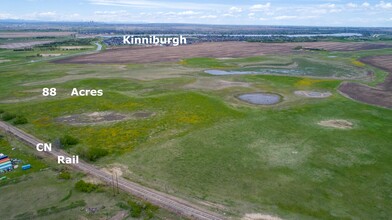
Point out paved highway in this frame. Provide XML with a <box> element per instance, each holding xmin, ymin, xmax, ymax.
<box><xmin>0</xmin><ymin>121</ymin><xmax>225</xmax><ymax>220</ymax></box>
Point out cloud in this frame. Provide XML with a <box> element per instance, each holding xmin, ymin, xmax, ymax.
<box><xmin>36</xmin><ymin>11</ymin><xmax>57</xmax><ymax>18</ymax></box>
<box><xmin>89</xmin><ymin>0</ymin><xmax>227</xmax><ymax>10</ymax></box>
<box><xmin>362</xmin><ymin>2</ymin><xmax>370</xmax><ymax>7</ymax></box>
<box><xmin>376</xmin><ymin>1</ymin><xmax>392</xmax><ymax>9</ymax></box>
<box><xmin>274</xmin><ymin>15</ymin><xmax>297</xmax><ymax>20</ymax></box>
<box><xmin>0</xmin><ymin>13</ymin><xmax>12</xmax><ymax>19</ymax></box>
<box><xmin>320</xmin><ymin>3</ymin><xmax>336</xmax><ymax>9</ymax></box>
<box><xmin>178</xmin><ymin>10</ymin><xmax>200</xmax><ymax>15</ymax></box>
<box><xmin>94</xmin><ymin>10</ymin><xmax>127</xmax><ymax>15</ymax></box>
<box><xmin>250</xmin><ymin>3</ymin><xmax>271</xmax><ymax>11</ymax></box>
<box><xmin>346</xmin><ymin>3</ymin><xmax>358</xmax><ymax>8</ymax></box>
<box><xmin>200</xmin><ymin>15</ymin><xmax>217</xmax><ymax>19</ymax></box>
<box><xmin>229</xmin><ymin>7</ymin><xmax>242</xmax><ymax>13</ymax></box>
<box><xmin>274</xmin><ymin>15</ymin><xmax>317</xmax><ymax>20</ymax></box>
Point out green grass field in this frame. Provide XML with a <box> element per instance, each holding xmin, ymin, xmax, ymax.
<box><xmin>0</xmin><ymin>41</ymin><xmax>392</xmax><ymax>219</ymax></box>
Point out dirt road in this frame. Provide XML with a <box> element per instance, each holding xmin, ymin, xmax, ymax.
<box><xmin>0</xmin><ymin>121</ymin><xmax>225</xmax><ymax>220</ymax></box>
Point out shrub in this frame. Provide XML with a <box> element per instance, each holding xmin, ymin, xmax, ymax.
<box><xmin>128</xmin><ymin>201</ymin><xmax>142</xmax><ymax>218</ymax></box>
<box><xmin>79</xmin><ymin>147</ymin><xmax>108</xmax><ymax>162</ymax></box>
<box><xmin>1</xmin><ymin>112</ymin><xmax>16</xmax><ymax>121</ymax></box>
<box><xmin>58</xmin><ymin>171</ymin><xmax>71</xmax><ymax>180</ymax></box>
<box><xmin>13</xmin><ymin>116</ymin><xmax>28</xmax><ymax>125</ymax></box>
<box><xmin>74</xmin><ymin>180</ymin><xmax>99</xmax><ymax>193</ymax></box>
<box><xmin>60</xmin><ymin>135</ymin><xmax>79</xmax><ymax>148</ymax></box>
<box><xmin>0</xmin><ymin>109</ymin><xmax>4</xmax><ymax>114</ymax></box>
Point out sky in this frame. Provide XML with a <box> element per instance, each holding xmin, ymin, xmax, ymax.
<box><xmin>1</xmin><ymin>0</ymin><xmax>392</xmax><ymax>27</ymax></box>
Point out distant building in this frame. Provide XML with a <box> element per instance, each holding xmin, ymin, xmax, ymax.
<box><xmin>0</xmin><ymin>154</ymin><xmax>13</xmax><ymax>172</ymax></box>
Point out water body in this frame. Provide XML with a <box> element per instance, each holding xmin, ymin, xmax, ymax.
<box><xmin>205</xmin><ymin>69</ymin><xmax>306</xmax><ymax>76</ymax></box>
<box><xmin>95</xmin><ymin>42</ymin><xmax>102</xmax><ymax>51</ymax></box>
<box><xmin>237</xmin><ymin>93</ymin><xmax>281</xmax><ymax>105</ymax></box>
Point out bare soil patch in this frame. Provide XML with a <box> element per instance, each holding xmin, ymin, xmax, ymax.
<box><xmin>0</xmin><ymin>59</ymin><xmax>11</xmax><ymax>63</ymax></box>
<box><xmin>184</xmin><ymin>79</ymin><xmax>251</xmax><ymax>90</ymax></box>
<box><xmin>55</xmin><ymin>111</ymin><xmax>153</xmax><ymax>125</ymax></box>
<box><xmin>54</xmin><ymin>42</ymin><xmax>392</xmax><ymax>64</ymax></box>
<box><xmin>132</xmin><ymin>112</ymin><xmax>154</xmax><ymax>118</ymax></box>
<box><xmin>0</xmin><ymin>40</ymin><xmax>54</xmax><ymax>49</ymax></box>
<box><xmin>294</xmin><ymin>90</ymin><xmax>332</xmax><ymax>98</ymax></box>
<box><xmin>109</xmin><ymin>211</ymin><xmax>129</xmax><ymax>220</ymax></box>
<box><xmin>242</xmin><ymin>213</ymin><xmax>282</xmax><ymax>220</ymax></box>
<box><xmin>318</xmin><ymin>119</ymin><xmax>353</xmax><ymax>129</ymax></box>
<box><xmin>339</xmin><ymin>82</ymin><xmax>392</xmax><ymax>109</ymax></box>
<box><xmin>360</xmin><ymin>55</ymin><xmax>392</xmax><ymax>91</ymax></box>
<box><xmin>101</xmin><ymin>164</ymin><xmax>132</xmax><ymax>177</ymax></box>
<box><xmin>0</xmin><ymin>96</ymin><xmax>41</xmax><ymax>104</ymax></box>
<box><xmin>0</xmin><ymin>31</ymin><xmax>75</xmax><ymax>38</ymax></box>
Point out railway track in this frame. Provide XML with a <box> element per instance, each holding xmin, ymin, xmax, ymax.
<box><xmin>0</xmin><ymin>121</ymin><xmax>225</xmax><ymax>220</ymax></box>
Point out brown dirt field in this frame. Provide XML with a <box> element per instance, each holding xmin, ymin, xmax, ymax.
<box><xmin>339</xmin><ymin>82</ymin><xmax>392</xmax><ymax>108</ymax></box>
<box><xmin>0</xmin><ymin>31</ymin><xmax>75</xmax><ymax>38</ymax></box>
<box><xmin>360</xmin><ymin>55</ymin><xmax>392</xmax><ymax>91</ymax></box>
<box><xmin>339</xmin><ymin>55</ymin><xmax>392</xmax><ymax>109</ymax></box>
<box><xmin>0</xmin><ymin>40</ymin><xmax>54</xmax><ymax>49</ymax></box>
<box><xmin>54</xmin><ymin>42</ymin><xmax>392</xmax><ymax>64</ymax></box>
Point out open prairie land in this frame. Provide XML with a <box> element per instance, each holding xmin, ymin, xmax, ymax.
<box><xmin>55</xmin><ymin>41</ymin><xmax>392</xmax><ymax>64</ymax></box>
<box><xmin>1</xmin><ymin>40</ymin><xmax>392</xmax><ymax>219</ymax></box>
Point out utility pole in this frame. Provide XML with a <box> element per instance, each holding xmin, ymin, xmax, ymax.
<box><xmin>111</xmin><ymin>173</ymin><xmax>115</xmax><ymax>196</ymax></box>
<box><xmin>116</xmin><ymin>172</ymin><xmax>119</xmax><ymax>194</ymax></box>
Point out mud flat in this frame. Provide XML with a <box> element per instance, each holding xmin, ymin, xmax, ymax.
<box><xmin>237</xmin><ymin>93</ymin><xmax>281</xmax><ymax>105</ymax></box>
<box><xmin>294</xmin><ymin>91</ymin><xmax>332</xmax><ymax>98</ymax></box>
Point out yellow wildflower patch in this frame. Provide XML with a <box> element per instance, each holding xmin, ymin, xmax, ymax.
<box><xmin>351</xmin><ymin>59</ymin><xmax>366</xmax><ymax>67</ymax></box>
<box><xmin>295</xmin><ymin>78</ymin><xmax>324</xmax><ymax>87</ymax></box>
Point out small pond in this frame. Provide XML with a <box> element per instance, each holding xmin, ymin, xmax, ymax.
<box><xmin>205</xmin><ymin>69</ymin><xmax>306</xmax><ymax>76</ymax></box>
<box><xmin>237</xmin><ymin>93</ymin><xmax>281</xmax><ymax>105</ymax></box>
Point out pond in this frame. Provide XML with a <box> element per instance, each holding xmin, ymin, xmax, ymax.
<box><xmin>237</xmin><ymin>93</ymin><xmax>281</xmax><ymax>105</ymax></box>
<box><xmin>205</xmin><ymin>69</ymin><xmax>306</xmax><ymax>76</ymax></box>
